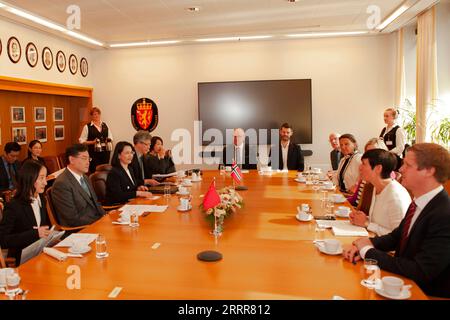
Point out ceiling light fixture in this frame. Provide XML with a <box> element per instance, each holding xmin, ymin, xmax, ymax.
<box><xmin>196</xmin><ymin>35</ymin><xmax>272</xmax><ymax>42</ymax></box>
<box><xmin>110</xmin><ymin>40</ymin><xmax>180</xmax><ymax>48</ymax></box>
<box><xmin>286</xmin><ymin>31</ymin><xmax>369</xmax><ymax>38</ymax></box>
<box><xmin>186</xmin><ymin>7</ymin><xmax>201</xmax><ymax>12</ymax></box>
<box><xmin>376</xmin><ymin>4</ymin><xmax>410</xmax><ymax>30</ymax></box>
<box><xmin>0</xmin><ymin>1</ymin><xmax>104</xmax><ymax>47</ymax></box>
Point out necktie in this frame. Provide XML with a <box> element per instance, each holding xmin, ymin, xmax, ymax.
<box><xmin>138</xmin><ymin>155</ymin><xmax>145</xmax><ymax>179</ymax></box>
<box><xmin>399</xmin><ymin>201</ymin><xmax>417</xmax><ymax>253</ymax></box>
<box><xmin>80</xmin><ymin>176</ymin><xmax>92</xmax><ymax>198</ymax></box>
<box><xmin>8</xmin><ymin>163</ymin><xmax>17</xmax><ymax>189</ymax></box>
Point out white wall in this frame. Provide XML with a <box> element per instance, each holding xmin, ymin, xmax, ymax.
<box><xmin>436</xmin><ymin>1</ymin><xmax>450</xmax><ymax>111</ymax></box>
<box><xmin>0</xmin><ymin>18</ymin><xmax>93</xmax><ymax>87</ymax></box>
<box><xmin>403</xmin><ymin>23</ymin><xmax>417</xmax><ymax>108</ymax></box>
<box><xmin>92</xmin><ymin>34</ymin><xmax>396</xmax><ymax>170</ymax></box>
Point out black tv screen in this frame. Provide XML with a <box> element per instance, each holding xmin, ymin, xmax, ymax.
<box><xmin>198</xmin><ymin>79</ymin><xmax>312</xmax><ymax>145</ymax></box>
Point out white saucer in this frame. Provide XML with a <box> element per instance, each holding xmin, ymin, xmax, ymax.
<box><xmin>69</xmin><ymin>246</ymin><xmax>91</xmax><ymax>254</ymax></box>
<box><xmin>177</xmin><ymin>204</ymin><xmax>192</xmax><ymax>212</ymax></box>
<box><xmin>335</xmin><ymin>211</ymin><xmax>350</xmax><ymax>218</ymax></box>
<box><xmin>333</xmin><ymin>198</ymin><xmax>346</xmax><ymax>204</ymax></box>
<box><xmin>375</xmin><ymin>287</ymin><xmax>411</xmax><ymax>300</ymax></box>
<box><xmin>294</xmin><ymin>178</ymin><xmax>306</xmax><ymax>183</ymax></box>
<box><xmin>314</xmin><ymin>242</ymin><xmax>343</xmax><ymax>255</ymax></box>
<box><xmin>296</xmin><ymin>213</ymin><xmax>313</xmax><ymax>222</ymax></box>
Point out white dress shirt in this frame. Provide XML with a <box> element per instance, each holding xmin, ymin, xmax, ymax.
<box><xmin>281</xmin><ymin>141</ymin><xmax>289</xmax><ymax>171</ymax></box>
<box><xmin>360</xmin><ymin>185</ymin><xmax>444</xmax><ymax>258</ymax></box>
<box><xmin>124</xmin><ymin>166</ymin><xmax>135</xmax><ymax>185</ymax></box>
<box><xmin>79</xmin><ymin>121</ymin><xmax>113</xmax><ymax>143</ymax></box>
<box><xmin>67</xmin><ymin>167</ymin><xmax>85</xmax><ymax>188</ymax></box>
<box><xmin>31</xmin><ymin>196</ymin><xmax>42</xmax><ymax>227</ymax></box>
<box><xmin>383</xmin><ymin>125</ymin><xmax>406</xmax><ymax>157</ymax></box>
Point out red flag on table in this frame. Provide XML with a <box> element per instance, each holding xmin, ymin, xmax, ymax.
<box><xmin>231</xmin><ymin>161</ymin><xmax>242</xmax><ymax>183</ymax></box>
<box><xmin>203</xmin><ymin>179</ymin><xmax>221</xmax><ymax>210</ymax></box>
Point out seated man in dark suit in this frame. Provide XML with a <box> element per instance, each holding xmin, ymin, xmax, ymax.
<box><xmin>130</xmin><ymin>130</ymin><xmax>159</xmax><ymax>186</ymax></box>
<box><xmin>270</xmin><ymin>123</ymin><xmax>304</xmax><ymax>171</ymax></box>
<box><xmin>329</xmin><ymin>132</ymin><xmax>341</xmax><ymax>170</ymax></box>
<box><xmin>343</xmin><ymin>143</ymin><xmax>450</xmax><ymax>298</ymax></box>
<box><xmin>0</xmin><ymin>142</ymin><xmax>22</xmax><ymax>191</ymax></box>
<box><xmin>51</xmin><ymin>144</ymin><xmax>105</xmax><ymax>227</ymax></box>
<box><xmin>221</xmin><ymin>128</ymin><xmax>257</xmax><ymax>170</ymax></box>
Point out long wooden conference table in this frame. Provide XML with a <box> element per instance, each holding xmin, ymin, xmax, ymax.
<box><xmin>13</xmin><ymin>171</ymin><xmax>428</xmax><ymax>300</ymax></box>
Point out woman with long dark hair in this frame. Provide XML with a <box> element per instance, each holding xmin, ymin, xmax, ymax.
<box><xmin>22</xmin><ymin>140</ymin><xmax>46</xmax><ymax>167</ymax></box>
<box><xmin>105</xmin><ymin>141</ymin><xmax>152</xmax><ymax>205</ymax></box>
<box><xmin>0</xmin><ymin>160</ymin><xmax>51</xmax><ymax>265</ymax></box>
<box><xmin>146</xmin><ymin>136</ymin><xmax>176</xmax><ymax>176</ymax></box>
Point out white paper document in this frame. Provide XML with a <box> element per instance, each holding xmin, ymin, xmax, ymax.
<box><xmin>55</xmin><ymin>233</ymin><xmax>98</xmax><ymax>248</ymax></box>
<box><xmin>21</xmin><ymin>229</ymin><xmax>65</xmax><ymax>264</ymax></box>
<box><xmin>119</xmin><ymin>205</ymin><xmax>168</xmax><ymax>216</ymax></box>
<box><xmin>315</xmin><ymin>220</ymin><xmax>369</xmax><ymax>237</ymax></box>
<box><xmin>152</xmin><ymin>172</ymin><xmax>178</xmax><ymax>179</ymax></box>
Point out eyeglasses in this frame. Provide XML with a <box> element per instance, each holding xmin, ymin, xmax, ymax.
<box><xmin>139</xmin><ymin>141</ymin><xmax>150</xmax><ymax>147</ymax></box>
<box><xmin>76</xmin><ymin>156</ymin><xmax>92</xmax><ymax>162</ymax></box>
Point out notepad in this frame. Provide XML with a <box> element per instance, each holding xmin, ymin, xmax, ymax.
<box><xmin>316</xmin><ymin>220</ymin><xmax>369</xmax><ymax>237</ymax></box>
<box><xmin>55</xmin><ymin>233</ymin><xmax>98</xmax><ymax>248</ymax></box>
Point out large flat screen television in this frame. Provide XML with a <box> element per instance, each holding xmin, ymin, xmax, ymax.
<box><xmin>198</xmin><ymin>79</ymin><xmax>312</xmax><ymax>145</ymax></box>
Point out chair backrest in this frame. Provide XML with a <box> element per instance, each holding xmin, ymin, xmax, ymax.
<box><xmin>89</xmin><ymin>171</ymin><xmax>109</xmax><ymax>204</ymax></box>
<box><xmin>95</xmin><ymin>164</ymin><xmax>113</xmax><ymax>172</ymax></box>
<box><xmin>45</xmin><ymin>187</ymin><xmax>61</xmax><ymax>227</ymax></box>
<box><xmin>43</xmin><ymin>156</ymin><xmax>61</xmax><ymax>175</ymax></box>
<box><xmin>356</xmin><ymin>182</ymin><xmax>375</xmax><ymax>215</ymax></box>
<box><xmin>57</xmin><ymin>153</ymin><xmax>67</xmax><ymax>169</ymax></box>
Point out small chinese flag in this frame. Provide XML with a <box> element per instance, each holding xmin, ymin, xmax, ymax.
<box><xmin>203</xmin><ymin>179</ymin><xmax>221</xmax><ymax>210</ymax></box>
<box><xmin>231</xmin><ymin>162</ymin><xmax>242</xmax><ymax>183</ymax></box>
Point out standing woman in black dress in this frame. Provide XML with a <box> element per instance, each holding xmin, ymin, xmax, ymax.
<box><xmin>79</xmin><ymin>107</ymin><xmax>113</xmax><ymax>173</ymax></box>
<box><xmin>379</xmin><ymin>107</ymin><xmax>407</xmax><ymax>171</ymax></box>
<box><xmin>0</xmin><ymin>160</ymin><xmax>51</xmax><ymax>265</ymax></box>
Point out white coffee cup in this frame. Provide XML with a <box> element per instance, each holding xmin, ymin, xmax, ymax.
<box><xmin>297</xmin><ymin>208</ymin><xmax>311</xmax><ymax>221</ymax></box>
<box><xmin>323</xmin><ymin>239</ymin><xmax>341</xmax><ymax>253</ymax></box>
<box><xmin>192</xmin><ymin>172</ymin><xmax>198</xmax><ymax>179</ymax></box>
<box><xmin>180</xmin><ymin>198</ymin><xmax>190</xmax><ymax>210</ymax></box>
<box><xmin>301</xmin><ymin>203</ymin><xmax>310</xmax><ymax>212</ymax></box>
<box><xmin>382</xmin><ymin>276</ymin><xmax>404</xmax><ymax>296</ymax></box>
<box><xmin>337</xmin><ymin>206</ymin><xmax>351</xmax><ymax>215</ymax></box>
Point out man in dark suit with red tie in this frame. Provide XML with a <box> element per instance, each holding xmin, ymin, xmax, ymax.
<box><xmin>343</xmin><ymin>143</ymin><xmax>450</xmax><ymax>298</ymax></box>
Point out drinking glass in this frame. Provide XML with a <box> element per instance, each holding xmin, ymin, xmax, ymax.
<box><xmin>5</xmin><ymin>269</ymin><xmax>20</xmax><ymax>297</ymax></box>
<box><xmin>320</xmin><ymin>190</ymin><xmax>328</xmax><ymax>207</ymax></box>
<box><xmin>95</xmin><ymin>234</ymin><xmax>108</xmax><ymax>259</ymax></box>
<box><xmin>164</xmin><ymin>185</ymin><xmax>171</xmax><ymax>198</ymax></box>
<box><xmin>362</xmin><ymin>258</ymin><xmax>381</xmax><ymax>288</ymax></box>
<box><xmin>129</xmin><ymin>211</ymin><xmax>139</xmax><ymax>228</ymax></box>
<box><xmin>325</xmin><ymin>200</ymin><xmax>335</xmax><ymax>217</ymax></box>
<box><xmin>315</xmin><ymin>226</ymin><xmax>326</xmax><ymax>241</ymax></box>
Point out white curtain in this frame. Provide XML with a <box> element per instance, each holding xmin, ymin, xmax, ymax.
<box><xmin>395</xmin><ymin>28</ymin><xmax>406</xmax><ymax>108</ymax></box>
<box><xmin>416</xmin><ymin>6</ymin><xmax>438</xmax><ymax>143</ymax></box>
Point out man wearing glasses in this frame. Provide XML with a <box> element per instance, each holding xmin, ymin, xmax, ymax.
<box><xmin>52</xmin><ymin>144</ymin><xmax>105</xmax><ymax>227</ymax></box>
<box><xmin>131</xmin><ymin>131</ymin><xmax>159</xmax><ymax>186</ymax></box>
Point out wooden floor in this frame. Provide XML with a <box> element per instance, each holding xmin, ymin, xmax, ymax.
<box><xmin>11</xmin><ymin>171</ymin><xmax>428</xmax><ymax>300</ymax></box>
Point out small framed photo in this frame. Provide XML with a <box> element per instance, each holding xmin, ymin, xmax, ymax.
<box><xmin>69</xmin><ymin>54</ymin><xmax>78</xmax><ymax>75</ymax></box>
<box><xmin>0</xmin><ymin>38</ymin><xmax>2</xmax><ymax>56</ymax></box>
<box><xmin>26</xmin><ymin>42</ymin><xmax>38</xmax><ymax>67</ymax></box>
<box><xmin>42</xmin><ymin>47</ymin><xmax>53</xmax><ymax>70</ymax></box>
<box><xmin>54</xmin><ymin>125</ymin><xmax>65</xmax><ymax>141</ymax></box>
<box><xmin>11</xmin><ymin>106</ymin><xmax>25</xmax><ymax>123</ymax></box>
<box><xmin>34</xmin><ymin>106</ymin><xmax>46</xmax><ymax>122</ymax></box>
<box><xmin>35</xmin><ymin>126</ymin><xmax>47</xmax><ymax>142</ymax></box>
<box><xmin>80</xmin><ymin>57</ymin><xmax>88</xmax><ymax>77</ymax></box>
<box><xmin>7</xmin><ymin>37</ymin><xmax>21</xmax><ymax>64</ymax></box>
<box><xmin>12</xmin><ymin>127</ymin><xmax>27</xmax><ymax>145</ymax></box>
<box><xmin>53</xmin><ymin>107</ymin><xmax>64</xmax><ymax>121</ymax></box>
<box><xmin>56</xmin><ymin>51</ymin><xmax>66</xmax><ymax>72</ymax></box>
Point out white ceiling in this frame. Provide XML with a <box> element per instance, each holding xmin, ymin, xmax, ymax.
<box><xmin>1</xmin><ymin>0</ymin><xmax>408</xmax><ymax>45</ymax></box>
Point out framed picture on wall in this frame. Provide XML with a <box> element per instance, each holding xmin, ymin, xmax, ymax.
<box><xmin>0</xmin><ymin>38</ymin><xmax>3</xmax><ymax>57</ymax></box>
<box><xmin>11</xmin><ymin>106</ymin><xmax>25</xmax><ymax>123</ymax></box>
<box><xmin>35</xmin><ymin>126</ymin><xmax>47</xmax><ymax>142</ymax></box>
<box><xmin>69</xmin><ymin>54</ymin><xmax>78</xmax><ymax>75</ymax></box>
<box><xmin>34</xmin><ymin>106</ymin><xmax>46</xmax><ymax>122</ymax></box>
<box><xmin>56</xmin><ymin>51</ymin><xmax>66</xmax><ymax>72</ymax></box>
<box><xmin>7</xmin><ymin>37</ymin><xmax>21</xmax><ymax>64</ymax></box>
<box><xmin>26</xmin><ymin>42</ymin><xmax>38</xmax><ymax>67</ymax></box>
<box><xmin>42</xmin><ymin>47</ymin><xmax>53</xmax><ymax>70</ymax></box>
<box><xmin>80</xmin><ymin>58</ymin><xmax>88</xmax><ymax>77</ymax></box>
<box><xmin>53</xmin><ymin>107</ymin><xmax>64</xmax><ymax>121</ymax></box>
<box><xmin>54</xmin><ymin>125</ymin><xmax>65</xmax><ymax>141</ymax></box>
<box><xmin>12</xmin><ymin>127</ymin><xmax>27</xmax><ymax>145</ymax></box>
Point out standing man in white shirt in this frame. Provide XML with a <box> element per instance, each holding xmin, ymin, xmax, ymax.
<box><xmin>343</xmin><ymin>143</ymin><xmax>450</xmax><ymax>298</ymax></box>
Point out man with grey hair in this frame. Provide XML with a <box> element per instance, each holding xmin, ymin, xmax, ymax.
<box><xmin>329</xmin><ymin>133</ymin><xmax>341</xmax><ymax>170</ymax></box>
<box><xmin>221</xmin><ymin>128</ymin><xmax>257</xmax><ymax>170</ymax></box>
<box><xmin>130</xmin><ymin>130</ymin><xmax>159</xmax><ymax>186</ymax></box>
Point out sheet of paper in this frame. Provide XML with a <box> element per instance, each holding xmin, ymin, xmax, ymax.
<box><xmin>119</xmin><ymin>205</ymin><xmax>168</xmax><ymax>216</ymax></box>
<box><xmin>315</xmin><ymin>220</ymin><xmax>369</xmax><ymax>237</ymax></box>
<box><xmin>55</xmin><ymin>233</ymin><xmax>98</xmax><ymax>248</ymax></box>
<box><xmin>21</xmin><ymin>230</ymin><xmax>65</xmax><ymax>264</ymax></box>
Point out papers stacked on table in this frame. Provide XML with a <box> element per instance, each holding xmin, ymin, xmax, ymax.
<box><xmin>119</xmin><ymin>204</ymin><xmax>168</xmax><ymax>216</ymax></box>
<box><xmin>316</xmin><ymin>220</ymin><xmax>369</xmax><ymax>237</ymax></box>
<box><xmin>55</xmin><ymin>233</ymin><xmax>98</xmax><ymax>248</ymax></box>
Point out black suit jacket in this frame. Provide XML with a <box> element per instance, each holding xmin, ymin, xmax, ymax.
<box><xmin>221</xmin><ymin>144</ymin><xmax>257</xmax><ymax>170</ymax></box>
<box><xmin>366</xmin><ymin>189</ymin><xmax>450</xmax><ymax>298</ymax></box>
<box><xmin>330</xmin><ymin>149</ymin><xmax>341</xmax><ymax>171</ymax></box>
<box><xmin>130</xmin><ymin>153</ymin><xmax>154</xmax><ymax>185</ymax></box>
<box><xmin>270</xmin><ymin>142</ymin><xmax>304</xmax><ymax>171</ymax></box>
<box><xmin>146</xmin><ymin>154</ymin><xmax>176</xmax><ymax>177</ymax></box>
<box><xmin>106</xmin><ymin>166</ymin><xmax>139</xmax><ymax>205</ymax></box>
<box><xmin>0</xmin><ymin>158</ymin><xmax>21</xmax><ymax>191</ymax></box>
<box><xmin>0</xmin><ymin>195</ymin><xmax>49</xmax><ymax>264</ymax></box>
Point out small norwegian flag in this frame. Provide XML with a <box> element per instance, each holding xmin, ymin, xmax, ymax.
<box><xmin>231</xmin><ymin>162</ymin><xmax>242</xmax><ymax>183</ymax></box>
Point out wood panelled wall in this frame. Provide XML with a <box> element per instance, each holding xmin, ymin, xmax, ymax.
<box><xmin>0</xmin><ymin>76</ymin><xmax>92</xmax><ymax>161</ymax></box>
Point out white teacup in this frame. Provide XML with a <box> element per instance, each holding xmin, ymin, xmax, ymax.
<box><xmin>191</xmin><ymin>172</ymin><xmax>198</xmax><ymax>180</ymax></box>
<box><xmin>331</xmin><ymin>194</ymin><xmax>345</xmax><ymax>202</ymax></box>
<box><xmin>0</xmin><ymin>268</ymin><xmax>15</xmax><ymax>287</ymax></box>
<box><xmin>382</xmin><ymin>276</ymin><xmax>404</xmax><ymax>296</ymax></box>
<box><xmin>297</xmin><ymin>208</ymin><xmax>311</xmax><ymax>221</ymax></box>
<box><xmin>323</xmin><ymin>239</ymin><xmax>341</xmax><ymax>253</ymax></box>
<box><xmin>297</xmin><ymin>172</ymin><xmax>303</xmax><ymax>178</ymax></box>
<box><xmin>337</xmin><ymin>206</ymin><xmax>351</xmax><ymax>216</ymax></box>
<box><xmin>301</xmin><ymin>203</ymin><xmax>310</xmax><ymax>212</ymax></box>
<box><xmin>180</xmin><ymin>198</ymin><xmax>190</xmax><ymax>210</ymax></box>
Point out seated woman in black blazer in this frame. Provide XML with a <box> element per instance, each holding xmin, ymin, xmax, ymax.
<box><xmin>106</xmin><ymin>141</ymin><xmax>152</xmax><ymax>205</ymax></box>
<box><xmin>0</xmin><ymin>160</ymin><xmax>51</xmax><ymax>265</ymax></box>
<box><xmin>22</xmin><ymin>140</ymin><xmax>46</xmax><ymax>167</ymax></box>
<box><xmin>147</xmin><ymin>136</ymin><xmax>176</xmax><ymax>176</ymax></box>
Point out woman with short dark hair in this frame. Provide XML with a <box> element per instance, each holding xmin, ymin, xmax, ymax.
<box><xmin>332</xmin><ymin>133</ymin><xmax>362</xmax><ymax>194</ymax></box>
<box><xmin>0</xmin><ymin>160</ymin><xmax>50</xmax><ymax>265</ymax></box>
<box><xmin>22</xmin><ymin>140</ymin><xmax>46</xmax><ymax>167</ymax></box>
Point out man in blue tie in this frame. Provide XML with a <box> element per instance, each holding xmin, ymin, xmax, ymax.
<box><xmin>0</xmin><ymin>142</ymin><xmax>21</xmax><ymax>191</ymax></box>
<box><xmin>343</xmin><ymin>143</ymin><xmax>450</xmax><ymax>298</ymax></box>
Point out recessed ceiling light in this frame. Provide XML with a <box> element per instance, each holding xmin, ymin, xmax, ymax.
<box><xmin>186</xmin><ymin>7</ymin><xmax>200</xmax><ymax>12</ymax></box>
<box><xmin>376</xmin><ymin>4</ymin><xmax>410</xmax><ymax>31</ymax></box>
<box><xmin>286</xmin><ymin>31</ymin><xmax>368</xmax><ymax>38</ymax></box>
<box><xmin>110</xmin><ymin>40</ymin><xmax>181</xmax><ymax>48</ymax></box>
<box><xmin>286</xmin><ymin>0</ymin><xmax>301</xmax><ymax>2</ymax></box>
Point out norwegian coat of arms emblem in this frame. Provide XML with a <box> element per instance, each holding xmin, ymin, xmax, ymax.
<box><xmin>131</xmin><ymin>97</ymin><xmax>159</xmax><ymax>132</ymax></box>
